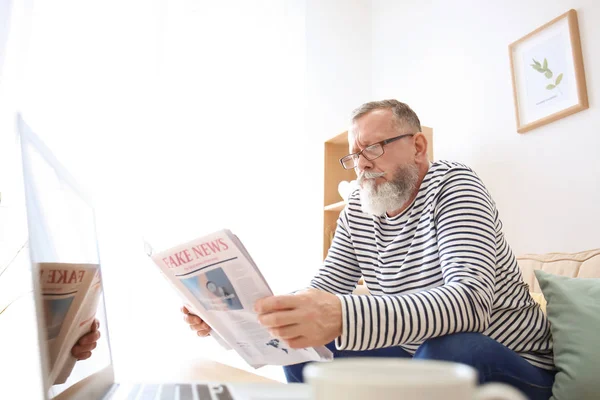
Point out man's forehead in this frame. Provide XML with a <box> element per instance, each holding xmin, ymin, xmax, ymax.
<box><xmin>350</xmin><ymin>109</ymin><xmax>396</xmax><ymax>145</ymax></box>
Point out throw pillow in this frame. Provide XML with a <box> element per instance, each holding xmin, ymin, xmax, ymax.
<box><xmin>534</xmin><ymin>270</ymin><xmax>600</xmax><ymax>400</ymax></box>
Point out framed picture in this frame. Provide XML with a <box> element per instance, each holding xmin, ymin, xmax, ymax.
<box><xmin>509</xmin><ymin>9</ymin><xmax>588</xmax><ymax>133</ymax></box>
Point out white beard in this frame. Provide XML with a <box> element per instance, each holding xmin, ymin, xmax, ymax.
<box><xmin>358</xmin><ymin>164</ymin><xmax>419</xmax><ymax>216</ymax></box>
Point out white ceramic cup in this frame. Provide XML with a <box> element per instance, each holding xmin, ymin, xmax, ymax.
<box><xmin>303</xmin><ymin>358</ymin><xmax>528</xmax><ymax>400</ymax></box>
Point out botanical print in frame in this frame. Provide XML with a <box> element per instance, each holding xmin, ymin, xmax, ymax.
<box><xmin>509</xmin><ymin>9</ymin><xmax>588</xmax><ymax>133</ymax></box>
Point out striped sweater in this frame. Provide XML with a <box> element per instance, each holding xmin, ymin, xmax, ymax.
<box><xmin>311</xmin><ymin>160</ymin><xmax>554</xmax><ymax>370</ymax></box>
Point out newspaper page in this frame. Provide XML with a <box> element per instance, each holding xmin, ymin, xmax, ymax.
<box><xmin>148</xmin><ymin>229</ymin><xmax>333</xmax><ymax>368</ymax></box>
<box><xmin>38</xmin><ymin>262</ymin><xmax>101</xmax><ymax>385</ymax></box>
<box><xmin>52</xmin><ymin>268</ymin><xmax>103</xmax><ymax>385</ymax></box>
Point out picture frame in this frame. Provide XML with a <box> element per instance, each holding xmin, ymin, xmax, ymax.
<box><xmin>509</xmin><ymin>9</ymin><xmax>588</xmax><ymax>133</ymax></box>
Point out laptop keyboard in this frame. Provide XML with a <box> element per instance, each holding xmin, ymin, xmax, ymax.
<box><xmin>107</xmin><ymin>383</ymin><xmax>234</xmax><ymax>400</ymax></box>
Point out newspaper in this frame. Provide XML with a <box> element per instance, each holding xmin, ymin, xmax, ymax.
<box><xmin>146</xmin><ymin>229</ymin><xmax>333</xmax><ymax>368</ymax></box>
<box><xmin>38</xmin><ymin>262</ymin><xmax>102</xmax><ymax>385</ymax></box>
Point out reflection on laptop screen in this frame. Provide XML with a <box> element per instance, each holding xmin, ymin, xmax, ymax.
<box><xmin>18</xmin><ymin>114</ymin><xmax>113</xmax><ymax>399</ymax></box>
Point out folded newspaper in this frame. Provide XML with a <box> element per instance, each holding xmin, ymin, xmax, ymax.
<box><xmin>146</xmin><ymin>229</ymin><xmax>333</xmax><ymax>368</ymax></box>
<box><xmin>38</xmin><ymin>262</ymin><xmax>102</xmax><ymax>385</ymax></box>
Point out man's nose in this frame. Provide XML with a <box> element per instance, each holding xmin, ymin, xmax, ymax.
<box><xmin>356</xmin><ymin>153</ymin><xmax>373</xmax><ymax>171</ymax></box>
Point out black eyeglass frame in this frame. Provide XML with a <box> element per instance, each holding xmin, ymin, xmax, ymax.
<box><xmin>339</xmin><ymin>133</ymin><xmax>415</xmax><ymax>170</ymax></box>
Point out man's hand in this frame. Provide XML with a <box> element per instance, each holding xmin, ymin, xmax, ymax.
<box><xmin>71</xmin><ymin>319</ymin><xmax>100</xmax><ymax>361</ymax></box>
<box><xmin>181</xmin><ymin>306</ymin><xmax>212</xmax><ymax>337</ymax></box>
<box><xmin>254</xmin><ymin>288</ymin><xmax>342</xmax><ymax>349</ymax></box>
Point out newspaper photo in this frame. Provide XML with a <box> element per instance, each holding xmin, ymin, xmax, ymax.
<box><xmin>146</xmin><ymin>229</ymin><xmax>333</xmax><ymax>368</ymax></box>
<box><xmin>38</xmin><ymin>262</ymin><xmax>102</xmax><ymax>385</ymax></box>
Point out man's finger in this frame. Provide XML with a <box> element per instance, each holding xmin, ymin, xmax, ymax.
<box><xmin>78</xmin><ymin>331</ymin><xmax>101</xmax><ymax>345</ymax></box>
<box><xmin>184</xmin><ymin>314</ymin><xmax>202</xmax><ymax>325</ymax></box>
<box><xmin>75</xmin><ymin>351</ymin><xmax>92</xmax><ymax>361</ymax></box>
<box><xmin>286</xmin><ymin>336</ymin><xmax>311</xmax><ymax>350</ymax></box>
<box><xmin>196</xmin><ymin>329</ymin><xmax>211</xmax><ymax>337</ymax></box>
<box><xmin>181</xmin><ymin>306</ymin><xmax>190</xmax><ymax>314</ymax></box>
<box><xmin>90</xmin><ymin>319</ymin><xmax>100</xmax><ymax>332</ymax></box>
<box><xmin>190</xmin><ymin>322</ymin><xmax>210</xmax><ymax>332</ymax></box>
<box><xmin>269</xmin><ymin>324</ymin><xmax>302</xmax><ymax>340</ymax></box>
<box><xmin>258</xmin><ymin>309</ymin><xmax>304</xmax><ymax>328</ymax></box>
<box><xmin>72</xmin><ymin>342</ymin><xmax>97</xmax><ymax>356</ymax></box>
<box><xmin>254</xmin><ymin>295</ymin><xmax>300</xmax><ymax>314</ymax></box>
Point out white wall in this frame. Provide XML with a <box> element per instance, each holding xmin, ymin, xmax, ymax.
<box><xmin>371</xmin><ymin>0</ymin><xmax>599</xmax><ymax>255</ymax></box>
<box><xmin>306</xmin><ymin>0</ymin><xmax>372</xmax><ymax>139</ymax></box>
<box><xmin>0</xmin><ymin>0</ymin><xmax>12</xmax><ymax>84</ymax></box>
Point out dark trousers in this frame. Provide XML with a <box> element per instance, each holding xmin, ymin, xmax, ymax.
<box><xmin>283</xmin><ymin>333</ymin><xmax>555</xmax><ymax>400</ymax></box>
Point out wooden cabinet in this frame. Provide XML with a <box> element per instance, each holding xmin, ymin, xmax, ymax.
<box><xmin>322</xmin><ymin>127</ymin><xmax>434</xmax><ymax>259</ymax></box>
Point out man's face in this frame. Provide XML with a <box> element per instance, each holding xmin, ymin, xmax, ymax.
<box><xmin>349</xmin><ymin>109</ymin><xmax>413</xmax><ymax>182</ymax></box>
<box><xmin>349</xmin><ymin>109</ymin><xmax>420</xmax><ymax>215</ymax></box>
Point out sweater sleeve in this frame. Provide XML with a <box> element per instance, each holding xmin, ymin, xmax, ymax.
<box><xmin>335</xmin><ymin>168</ymin><xmax>497</xmax><ymax>351</ymax></box>
<box><xmin>309</xmin><ymin>206</ymin><xmax>363</xmax><ymax>295</ymax></box>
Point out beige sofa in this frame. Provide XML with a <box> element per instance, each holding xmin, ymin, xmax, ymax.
<box><xmin>518</xmin><ymin>249</ymin><xmax>600</xmax><ymax>313</ymax></box>
<box><xmin>518</xmin><ymin>248</ymin><xmax>600</xmax><ymax>290</ymax></box>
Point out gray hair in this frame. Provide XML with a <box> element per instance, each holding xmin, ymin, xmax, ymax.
<box><xmin>351</xmin><ymin>99</ymin><xmax>422</xmax><ymax>133</ymax></box>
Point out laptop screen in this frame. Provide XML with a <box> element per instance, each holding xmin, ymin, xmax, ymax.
<box><xmin>18</xmin><ymin>114</ymin><xmax>113</xmax><ymax>399</ymax></box>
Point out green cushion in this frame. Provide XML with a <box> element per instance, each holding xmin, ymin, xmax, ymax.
<box><xmin>534</xmin><ymin>270</ymin><xmax>600</xmax><ymax>400</ymax></box>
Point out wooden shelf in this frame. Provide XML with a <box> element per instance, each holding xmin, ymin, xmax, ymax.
<box><xmin>323</xmin><ymin>131</ymin><xmax>355</xmax><ymax>260</ymax></box>
<box><xmin>324</xmin><ymin>201</ymin><xmax>346</xmax><ymax>212</ymax></box>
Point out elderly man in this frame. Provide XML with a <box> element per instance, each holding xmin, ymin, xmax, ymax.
<box><xmin>182</xmin><ymin>99</ymin><xmax>554</xmax><ymax>399</ymax></box>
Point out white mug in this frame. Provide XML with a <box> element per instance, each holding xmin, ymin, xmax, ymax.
<box><xmin>303</xmin><ymin>358</ymin><xmax>527</xmax><ymax>400</ymax></box>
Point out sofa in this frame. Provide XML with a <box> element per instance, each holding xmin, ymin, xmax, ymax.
<box><xmin>516</xmin><ymin>248</ymin><xmax>600</xmax><ymax>310</ymax></box>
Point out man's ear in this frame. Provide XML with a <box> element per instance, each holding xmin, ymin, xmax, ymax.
<box><xmin>413</xmin><ymin>132</ymin><xmax>428</xmax><ymax>161</ymax></box>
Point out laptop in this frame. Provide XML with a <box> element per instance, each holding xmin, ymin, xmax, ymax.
<box><xmin>17</xmin><ymin>113</ymin><xmax>311</xmax><ymax>400</ymax></box>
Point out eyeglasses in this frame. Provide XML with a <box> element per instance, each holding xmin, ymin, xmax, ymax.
<box><xmin>339</xmin><ymin>133</ymin><xmax>415</xmax><ymax>170</ymax></box>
